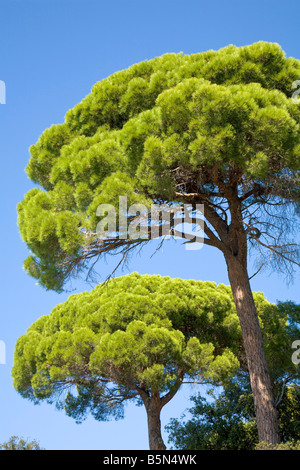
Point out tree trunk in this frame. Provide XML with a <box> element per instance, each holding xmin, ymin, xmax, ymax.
<box><xmin>226</xmin><ymin>254</ymin><xmax>281</xmax><ymax>445</ymax></box>
<box><xmin>145</xmin><ymin>396</ymin><xmax>166</xmax><ymax>450</ymax></box>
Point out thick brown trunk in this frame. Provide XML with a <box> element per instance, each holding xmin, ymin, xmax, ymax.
<box><xmin>226</xmin><ymin>255</ymin><xmax>280</xmax><ymax>445</ymax></box>
<box><xmin>145</xmin><ymin>397</ymin><xmax>166</xmax><ymax>450</ymax></box>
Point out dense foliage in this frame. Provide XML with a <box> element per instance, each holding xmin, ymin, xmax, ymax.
<box><xmin>166</xmin><ymin>383</ymin><xmax>300</xmax><ymax>450</ymax></box>
<box><xmin>166</xmin><ymin>380</ymin><xmax>258</xmax><ymax>450</ymax></box>
<box><xmin>12</xmin><ymin>274</ymin><xmax>240</xmax><ymax>424</ymax></box>
<box><xmin>17</xmin><ymin>41</ymin><xmax>300</xmax><ymax>291</ymax></box>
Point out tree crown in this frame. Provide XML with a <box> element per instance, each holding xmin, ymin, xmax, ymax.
<box><xmin>18</xmin><ymin>42</ymin><xmax>300</xmax><ymax>290</ymax></box>
<box><xmin>12</xmin><ymin>273</ymin><xmax>244</xmax><ymax>422</ymax></box>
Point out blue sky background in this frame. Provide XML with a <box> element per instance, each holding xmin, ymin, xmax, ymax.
<box><xmin>0</xmin><ymin>0</ymin><xmax>300</xmax><ymax>450</ymax></box>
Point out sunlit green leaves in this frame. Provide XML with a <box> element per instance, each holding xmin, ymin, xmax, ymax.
<box><xmin>18</xmin><ymin>42</ymin><xmax>300</xmax><ymax>290</ymax></box>
<box><xmin>12</xmin><ymin>274</ymin><xmax>243</xmax><ymax>418</ymax></box>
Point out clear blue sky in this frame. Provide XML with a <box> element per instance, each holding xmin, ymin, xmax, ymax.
<box><xmin>0</xmin><ymin>0</ymin><xmax>300</xmax><ymax>450</ymax></box>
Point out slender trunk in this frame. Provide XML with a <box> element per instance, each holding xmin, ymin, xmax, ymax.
<box><xmin>138</xmin><ymin>377</ymin><xmax>183</xmax><ymax>450</ymax></box>
<box><xmin>226</xmin><ymin>254</ymin><xmax>280</xmax><ymax>445</ymax></box>
<box><xmin>145</xmin><ymin>396</ymin><xmax>166</xmax><ymax>450</ymax></box>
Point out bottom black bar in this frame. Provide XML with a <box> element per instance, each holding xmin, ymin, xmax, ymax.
<box><xmin>0</xmin><ymin>448</ymin><xmax>292</xmax><ymax>464</ymax></box>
